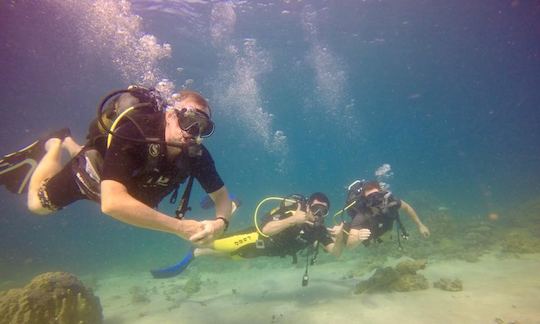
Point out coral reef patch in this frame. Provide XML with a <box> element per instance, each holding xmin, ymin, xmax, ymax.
<box><xmin>354</xmin><ymin>259</ymin><xmax>429</xmax><ymax>294</ymax></box>
<box><xmin>433</xmin><ymin>278</ymin><xmax>463</xmax><ymax>291</ymax></box>
<box><xmin>0</xmin><ymin>272</ymin><xmax>102</xmax><ymax>324</ymax></box>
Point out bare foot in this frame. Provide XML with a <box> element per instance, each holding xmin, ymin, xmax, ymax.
<box><xmin>62</xmin><ymin>137</ymin><xmax>82</xmax><ymax>157</ymax></box>
<box><xmin>44</xmin><ymin>138</ymin><xmax>62</xmax><ymax>152</ymax></box>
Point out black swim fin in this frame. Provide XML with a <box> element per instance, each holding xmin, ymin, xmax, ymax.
<box><xmin>0</xmin><ymin>128</ymin><xmax>71</xmax><ymax>194</ymax></box>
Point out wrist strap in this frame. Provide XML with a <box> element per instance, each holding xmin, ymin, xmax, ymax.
<box><xmin>216</xmin><ymin>217</ymin><xmax>229</xmax><ymax>231</ymax></box>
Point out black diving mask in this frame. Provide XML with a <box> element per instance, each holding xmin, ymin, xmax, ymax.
<box><xmin>364</xmin><ymin>191</ymin><xmax>386</xmax><ymax>208</ymax></box>
<box><xmin>309</xmin><ymin>203</ymin><xmax>329</xmax><ymax>218</ymax></box>
<box><xmin>175</xmin><ymin>107</ymin><xmax>215</xmax><ymax>138</ymax></box>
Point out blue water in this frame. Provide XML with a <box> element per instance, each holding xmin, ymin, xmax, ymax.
<box><xmin>0</xmin><ymin>0</ymin><xmax>539</xmax><ymax>289</ymax></box>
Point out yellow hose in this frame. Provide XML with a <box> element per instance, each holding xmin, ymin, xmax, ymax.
<box><xmin>106</xmin><ymin>106</ymin><xmax>136</xmax><ymax>148</ymax></box>
<box><xmin>253</xmin><ymin>197</ymin><xmax>299</xmax><ymax>238</ymax></box>
<box><xmin>332</xmin><ymin>200</ymin><xmax>357</xmax><ymax>235</ymax></box>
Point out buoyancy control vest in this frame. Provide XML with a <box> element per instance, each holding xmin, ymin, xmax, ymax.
<box><xmin>73</xmin><ymin>87</ymin><xmax>169</xmax><ymax>201</ymax></box>
<box><xmin>346</xmin><ymin>188</ymin><xmax>409</xmax><ymax>247</ymax></box>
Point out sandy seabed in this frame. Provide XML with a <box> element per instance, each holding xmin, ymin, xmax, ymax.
<box><xmin>95</xmin><ymin>253</ymin><xmax>540</xmax><ymax>324</ymax></box>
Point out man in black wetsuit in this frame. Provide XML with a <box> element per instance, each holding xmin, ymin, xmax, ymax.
<box><xmin>150</xmin><ymin>193</ymin><xmax>349</xmax><ymax>283</ymax></box>
<box><xmin>191</xmin><ymin>193</ymin><xmax>346</xmax><ymax>261</ymax></box>
<box><xmin>345</xmin><ymin>180</ymin><xmax>430</xmax><ymax>248</ymax></box>
<box><xmin>0</xmin><ymin>86</ymin><xmax>232</xmax><ymax>245</ymax></box>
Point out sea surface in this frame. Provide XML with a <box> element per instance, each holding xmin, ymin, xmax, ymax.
<box><xmin>0</xmin><ymin>1</ymin><xmax>539</xmax><ymax>322</ymax></box>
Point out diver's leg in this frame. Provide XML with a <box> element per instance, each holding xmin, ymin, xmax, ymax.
<box><xmin>194</xmin><ymin>247</ymin><xmax>228</xmax><ymax>257</ymax></box>
<box><xmin>0</xmin><ymin>128</ymin><xmax>71</xmax><ymax>195</ymax></box>
<box><xmin>27</xmin><ymin>139</ymin><xmax>64</xmax><ymax>215</ymax></box>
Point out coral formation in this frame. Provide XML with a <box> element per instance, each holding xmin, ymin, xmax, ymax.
<box><xmin>391</xmin><ymin>273</ymin><xmax>429</xmax><ymax>292</ymax></box>
<box><xmin>395</xmin><ymin>259</ymin><xmax>427</xmax><ymax>274</ymax></box>
<box><xmin>354</xmin><ymin>267</ymin><xmax>399</xmax><ymax>294</ymax></box>
<box><xmin>354</xmin><ymin>259</ymin><xmax>429</xmax><ymax>294</ymax></box>
<box><xmin>433</xmin><ymin>278</ymin><xmax>463</xmax><ymax>291</ymax></box>
<box><xmin>501</xmin><ymin>230</ymin><xmax>540</xmax><ymax>254</ymax></box>
<box><xmin>0</xmin><ymin>272</ymin><xmax>102</xmax><ymax>324</ymax></box>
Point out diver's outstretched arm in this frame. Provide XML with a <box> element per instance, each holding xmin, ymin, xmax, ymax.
<box><xmin>400</xmin><ymin>200</ymin><xmax>430</xmax><ymax>238</ymax></box>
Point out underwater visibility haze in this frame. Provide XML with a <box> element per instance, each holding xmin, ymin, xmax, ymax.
<box><xmin>1</xmin><ymin>0</ymin><xmax>539</xmax><ymax>323</ymax></box>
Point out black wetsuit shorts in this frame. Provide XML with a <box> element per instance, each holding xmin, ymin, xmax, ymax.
<box><xmin>38</xmin><ymin>149</ymin><xmax>101</xmax><ymax>211</ymax></box>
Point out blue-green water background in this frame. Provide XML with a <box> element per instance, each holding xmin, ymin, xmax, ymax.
<box><xmin>0</xmin><ymin>0</ymin><xmax>539</xmax><ymax>280</ymax></box>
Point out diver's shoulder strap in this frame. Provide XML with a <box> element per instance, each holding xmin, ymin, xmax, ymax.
<box><xmin>174</xmin><ymin>175</ymin><xmax>194</xmax><ymax>218</ymax></box>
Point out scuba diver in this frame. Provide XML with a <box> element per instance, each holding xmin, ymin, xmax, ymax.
<box><xmin>152</xmin><ymin>192</ymin><xmax>350</xmax><ymax>286</ymax></box>
<box><xmin>343</xmin><ymin>180</ymin><xmax>430</xmax><ymax>249</ymax></box>
<box><xmin>0</xmin><ymin>86</ymin><xmax>232</xmax><ymax>245</ymax></box>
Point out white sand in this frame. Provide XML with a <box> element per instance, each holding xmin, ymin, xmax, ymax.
<box><xmin>96</xmin><ymin>254</ymin><xmax>540</xmax><ymax>324</ymax></box>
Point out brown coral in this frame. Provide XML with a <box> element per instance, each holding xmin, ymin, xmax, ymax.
<box><xmin>433</xmin><ymin>278</ymin><xmax>463</xmax><ymax>291</ymax></box>
<box><xmin>354</xmin><ymin>259</ymin><xmax>429</xmax><ymax>294</ymax></box>
<box><xmin>391</xmin><ymin>274</ymin><xmax>429</xmax><ymax>291</ymax></box>
<box><xmin>0</xmin><ymin>272</ymin><xmax>103</xmax><ymax>324</ymax></box>
<box><xmin>395</xmin><ymin>259</ymin><xmax>427</xmax><ymax>275</ymax></box>
<box><xmin>501</xmin><ymin>230</ymin><xmax>540</xmax><ymax>254</ymax></box>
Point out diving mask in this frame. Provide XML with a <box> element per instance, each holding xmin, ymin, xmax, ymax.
<box><xmin>364</xmin><ymin>191</ymin><xmax>387</xmax><ymax>208</ymax></box>
<box><xmin>175</xmin><ymin>107</ymin><xmax>215</xmax><ymax>138</ymax></box>
<box><xmin>309</xmin><ymin>203</ymin><xmax>329</xmax><ymax>218</ymax></box>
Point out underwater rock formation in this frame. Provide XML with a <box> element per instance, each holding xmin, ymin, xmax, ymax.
<box><xmin>391</xmin><ymin>273</ymin><xmax>429</xmax><ymax>292</ymax></box>
<box><xmin>354</xmin><ymin>259</ymin><xmax>429</xmax><ymax>294</ymax></box>
<box><xmin>0</xmin><ymin>272</ymin><xmax>103</xmax><ymax>324</ymax></box>
<box><xmin>395</xmin><ymin>259</ymin><xmax>427</xmax><ymax>274</ymax></box>
<box><xmin>501</xmin><ymin>230</ymin><xmax>540</xmax><ymax>254</ymax></box>
<box><xmin>433</xmin><ymin>278</ymin><xmax>463</xmax><ymax>291</ymax></box>
<box><xmin>354</xmin><ymin>267</ymin><xmax>400</xmax><ymax>294</ymax></box>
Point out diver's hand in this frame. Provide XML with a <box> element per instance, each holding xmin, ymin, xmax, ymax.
<box><xmin>176</xmin><ymin>219</ymin><xmax>205</xmax><ymax>240</ymax></box>
<box><xmin>354</xmin><ymin>228</ymin><xmax>372</xmax><ymax>241</ymax></box>
<box><xmin>291</xmin><ymin>204</ymin><xmax>313</xmax><ymax>225</ymax></box>
<box><xmin>328</xmin><ymin>223</ymin><xmax>345</xmax><ymax>244</ymax></box>
<box><xmin>189</xmin><ymin>219</ymin><xmax>225</xmax><ymax>246</ymax></box>
<box><xmin>328</xmin><ymin>222</ymin><xmax>344</xmax><ymax>239</ymax></box>
<box><xmin>418</xmin><ymin>223</ymin><xmax>430</xmax><ymax>238</ymax></box>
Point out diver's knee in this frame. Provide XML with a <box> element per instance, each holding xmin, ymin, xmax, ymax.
<box><xmin>27</xmin><ymin>192</ymin><xmax>53</xmax><ymax>216</ymax></box>
<box><xmin>62</xmin><ymin>137</ymin><xmax>82</xmax><ymax>157</ymax></box>
<box><xmin>27</xmin><ymin>200</ymin><xmax>52</xmax><ymax>215</ymax></box>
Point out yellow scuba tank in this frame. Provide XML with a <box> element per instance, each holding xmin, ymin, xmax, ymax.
<box><xmin>212</xmin><ymin>231</ymin><xmax>260</xmax><ymax>252</ymax></box>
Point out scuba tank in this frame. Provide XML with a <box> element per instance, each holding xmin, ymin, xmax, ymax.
<box><xmin>86</xmin><ymin>85</ymin><xmax>167</xmax><ymax>150</ymax></box>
